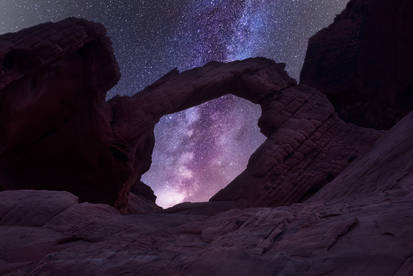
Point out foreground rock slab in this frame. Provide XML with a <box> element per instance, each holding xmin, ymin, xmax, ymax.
<box><xmin>1</xmin><ymin>192</ymin><xmax>412</xmax><ymax>275</ymax></box>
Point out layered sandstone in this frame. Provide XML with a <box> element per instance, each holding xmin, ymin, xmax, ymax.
<box><xmin>211</xmin><ymin>84</ymin><xmax>381</xmax><ymax>207</ymax></box>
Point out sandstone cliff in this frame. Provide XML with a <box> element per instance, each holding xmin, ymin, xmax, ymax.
<box><xmin>0</xmin><ymin>18</ymin><xmax>157</xmax><ymax>212</ymax></box>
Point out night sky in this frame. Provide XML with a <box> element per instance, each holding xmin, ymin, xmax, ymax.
<box><xmin>0</xmin><ymin>0</ymin><xmax>349</xmax><ymax>208</ymax></box>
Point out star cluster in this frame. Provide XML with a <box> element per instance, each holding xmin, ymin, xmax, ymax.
<box><xmin>0</xmin><ymin>0</ymin><xmax>349</xmax><ymax>208</ymax></box>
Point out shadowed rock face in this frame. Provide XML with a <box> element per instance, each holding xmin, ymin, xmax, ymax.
<box><xmin>312</xmin><ymin>112</ymin><xmax>413</xmax><ymax>202</ymax></box>
<box><xmin>300</xmin><ymin>0</ymin><xmax>413</xmax><ymax>129</ymax></box>
<box><xmin>0</xmin><ymin>18</ymin><xmax>123</xmax><ymax>206</ymax></box>
<box><xmin>210</xmin><ymin>84</ymin><xmax>381</xmax><ymax>207</ymax></box>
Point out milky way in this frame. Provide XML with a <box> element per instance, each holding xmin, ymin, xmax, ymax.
<box><xmin>143</xmin><ymin>0</ymin><xmax>350</xmax><ymax>207</ymax></box>
<box><xmin>0</xmin><ymin>0</ymin><xmax>350</xmax><ymax>208</ymax></box>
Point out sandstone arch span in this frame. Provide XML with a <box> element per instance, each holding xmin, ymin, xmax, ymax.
<box><xmin>109</xmin><ymin>58</ymin><xmax>380</xmax><ymax>210</ymax></box>
<box><xmin>109</xmin><ymin>58</ymin><xmax>296</xmax><ymax>209</ymax></box>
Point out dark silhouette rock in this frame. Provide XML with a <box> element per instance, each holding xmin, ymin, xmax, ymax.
<box><xmin>0</xmin><ymin>18</ymin><xmax>124</xmax><ymax>206</ymax></box>
<box><xmin>130</xmin><ymin>181</ymin><xmax>157</xmax><ymax>203</ymax></box>
<box><xmin>300</xmin><ymin>0</ymin><xmax>413</xmax><ymax>129</ymax></box>
<box><xmin>0</xmin><ymin>19</ymin><xmax>160</xmax><ymax>212</ymax></box>
<box><xmin>164</xmin><ymin>201</ymin><xmax>237</xmax><ymax>216</ymax></box>
<box><xmin>126</xmin><ymin>193</ymin><xmax>162</xmax><ymax>214</ymax></box>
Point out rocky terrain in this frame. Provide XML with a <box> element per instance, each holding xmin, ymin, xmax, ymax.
<box><xmin>0</xmin><ymin>0</ymin><xmax>412</xmax><ymax>275</ymax></box>
<box><xmin>1</xmin><ymin>112</ymin><xmax>412</xmax><ymax>275</ymax></box>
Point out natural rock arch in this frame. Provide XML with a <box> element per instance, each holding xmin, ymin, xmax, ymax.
<box><xmin>142</xmin><ymin>93</ymin><xmax>266</xmax><ymax>208</ymax></box>
<box><xmin>109</xmin><ymin>58</ymin><xmax>380</xmax><ymax>210</ymax></box>
<box><xmin>109</xmin><ymin>58</ymin><xmax>296</xmax><ymax>208</ymax></box>
<box><xmin>0</xmin><ymin>18</ymin><xmax>381</xmax><ymax>212</ymax></box>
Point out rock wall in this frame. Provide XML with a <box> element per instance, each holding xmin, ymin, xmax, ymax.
<box><xmin>312</xmin><ymin>112</ymin><xmax>413</xmax><ymax>202</ymax></box>
<box><xmin>300</xmin><ymin>0</ymin><xmax>413</xmax><ymax>129</ymax></box>
<box><xmin>0</xmin><ymin>18</ymin><xmax>124</xmax><ymax>206</ymax></box>
<box><xmin>211</xmin><ymin>85</ymin><xmax>381</xmax><ymax>207</ymax></box>
<box><xmin>0</xmin><ymin>18</ymin><xmax>159</xmax><ymax>212</ymax></box>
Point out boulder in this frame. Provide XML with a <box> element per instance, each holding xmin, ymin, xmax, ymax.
<box><xmin>0</xmin><ymin>18</ymin><xmax>124</xmax><ymax>206</ymax></box>
<box><xmin>0</xmin><ymin>18</ymin><xmax>159</xmax><ymax>211</ymax></box>
<box><xmin>130</xmin><ymin>181</ymin><xmax>157</xmax><ymax>203</ymax></box>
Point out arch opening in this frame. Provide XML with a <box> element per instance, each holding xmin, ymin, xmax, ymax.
<box><xmin>142</xmin><ymin>94</ymin><xmax>265</xmax><ymax>208</ymax></box>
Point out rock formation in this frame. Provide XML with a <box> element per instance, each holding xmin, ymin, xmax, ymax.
<box><xmin>211</xmin><ymin>84</ymin><xmax>380</xmax><ymax>207</ymax></box>
<box><xmin>0</xmin><ymin>0</ymin><xmax>413</xmax><ymax>273</ymax></box>
<box><xmin>110</xmin><ymin>51</ymin><xmax>380</xmax><ymax>209</ymax></box>
<box><xmin>0</xmin><ymin>17</ymin><xmax>381</xmax><ymax>211</ymax></box>
<box><xmin>0</xmin><ymin>18</ymin><xmax>157</xmax><ymax>212</ymax></box>
<box><xmin>127</xmin><ymin>181</ymin><xmax>161</xmax><ymax>214</ymax></box>
<box><xmin>0</xmin><ymin>18</ymin><xmax>124</xmax><ymax>206</ymax></box>
<box><xmin>0</xmin><ymin>112</ymin><xmax>412</xmax><ymax>275</ymax></box>
<box><xmin>108</xmin><ymin>57</ymin><xmax>297</xmax><ymax>210</ymax></box>
<box><xmin>301</xmin><ymin>0</ymin><xmax>413</xmax><ymax>129</ymax></box>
